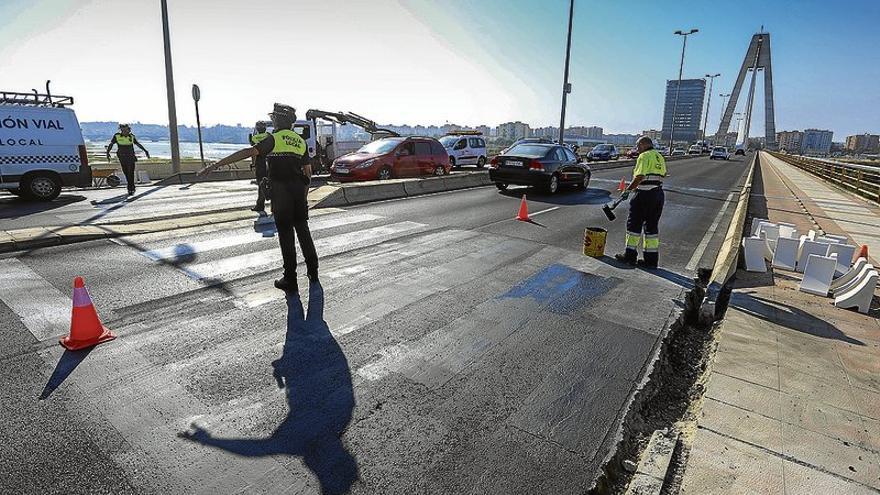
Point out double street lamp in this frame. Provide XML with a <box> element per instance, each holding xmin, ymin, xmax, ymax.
<box><xmin>702</xmin><ymin>73</ymin><xmax>720</xmax><ymax>143</ymax></box>
<box><xmin>668</xmin><ymin>28</ymin><xmax>698</xmax><ymax>150</ymax></box>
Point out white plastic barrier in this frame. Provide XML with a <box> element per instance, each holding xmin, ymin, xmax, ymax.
<box><xmin>833</xmin><ymin>263</ymin><xmax>874</xmax><ymax>297</ymax></box>
<box><xmin>834</xmin><ymin>269</ymin><xmax>879</xmax><ymax>314</ymax></box>
<box><xmin>797</xmin><ymin>240</ymin><xmax>830</xmax><ymax>273</ymax></box>
<box><xmin>827</xmin><ymin>243</ymin><xmax>856</xmax><ymax>276</ymax></box>
<box><xmin>777</xmin><ymin>222</ymin><xmax>798</xmax><ymax>239</ymax></box>
<box><xmin>772</xmin><ymin>237</ymin><xmax>799</xmax><ymax>270</ymax></box>
<box><xmin>750</xmin><ymin>218</ymin><xmax>770</xmax><ymax>237</ymax></box>
<box><xmin>800</xmin><ymin>254</ymin><xmax>837</xmax><ymax>296</ymax></box>
<box><xmin>760</xmin><ymin>225</ymin><xmax>779</xmax><ymax>259</ymax></box>
<box><xmin>743</xmin><ymin>237</ymin><xmax>769</xmax><ymax>272</ymax></box>
<box><xmin>830</xmin><ymin>257</ymin><xmax>868</xmax><ymax>292</ymax></box>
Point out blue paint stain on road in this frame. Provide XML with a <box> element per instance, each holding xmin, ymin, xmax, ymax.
<box><xmin>500</xmin><ymin>263</ymin><xmax>619</xmax><ymax>314</ymax></box>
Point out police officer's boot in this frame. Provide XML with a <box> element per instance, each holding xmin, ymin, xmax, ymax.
<box><xmin>274</xmin><ymin>277</ymin><xmax>298</xmax><ymax>293</ymax></box>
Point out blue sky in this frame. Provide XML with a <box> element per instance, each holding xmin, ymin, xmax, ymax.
<box><xmin>2</xmin><ymin>0</ymin><xmax>878</xmax><ymax>138</ymax></box>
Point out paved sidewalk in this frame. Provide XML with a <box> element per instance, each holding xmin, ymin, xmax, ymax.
<box><xmin>679</xmin><ymin>152</ymin><xmax>880</xmax><ymax>494</ymax></box>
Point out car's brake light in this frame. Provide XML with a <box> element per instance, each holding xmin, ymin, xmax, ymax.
<box><xmin>529</xmin><ymin>159</ymin><xmax>544</xmax><ymax>171</ymax></box>
<box><xmin>78</xmin><ymin>144</ymin><xmax>89</xmax><ymax>167</ymax></box>
<box><xmin>489</xmin><ymin>156</ymin><xmax>499</xmax><ymax>168</ymax></box>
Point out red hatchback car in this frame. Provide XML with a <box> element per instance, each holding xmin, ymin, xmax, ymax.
<box><xmin>330</xmin><ymin>136</ymin><xmax>450</xmax><ymax>182</ymax></box>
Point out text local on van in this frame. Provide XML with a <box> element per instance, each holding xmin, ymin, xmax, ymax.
<box><xmin>0</xmin><ymin>117</ymin><xmax>66</xmax><ymax>146</ymax></box>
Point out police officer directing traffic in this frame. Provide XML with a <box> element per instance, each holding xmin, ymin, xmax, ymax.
<box><xmin>250</xmin><ymin>121</ymin><xmax>271</xmax><ymax>212</ymax></box>
<box><xmin>614</xmin><ymin>136</ymin><xmax>667</xmax><ymax>269</ymax></box>
<box><xmin>106</xmin><ymin>123</ymin><xmax>150</xmax><ymax>196</ymax></box>
<box><xmin>198</xmin><ymin>104</ymin><xmax>318</xmax><ymax>292</ymax></box>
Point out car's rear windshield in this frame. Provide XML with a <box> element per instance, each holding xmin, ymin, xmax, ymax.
<box><xmin>505</xmin><ymin>144</ymin><xmax>551</xmax><ymax>158</ymax></box>
<box><xmin>594</xmin><ymin>145</ymin><xmax>611</xmax><ymax>151</ymax></box>
<box><xmin>713</xmin><ymin>147</ymin><xmax>726</xmax><ymax>151</ymax></box>
<box><xmin>357</xmin><ymin>138</ymin><xmax>404</xmax><ymax>154</ymax></box>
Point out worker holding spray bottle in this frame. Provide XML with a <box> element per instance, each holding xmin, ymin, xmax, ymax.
<box><xmin>613</xmin><ymin>136</ymin><xmax>667</xmax><ymax>269</ymax></box>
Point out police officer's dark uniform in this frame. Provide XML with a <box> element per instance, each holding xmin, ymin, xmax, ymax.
<box><xmin>106</xmin><ymin>124</ymin><xmax>150</xmax><ymax>196</ymax></box>
<box><xmin>615</xmin><ymin>143</ymin><xmax>667</xmax><ymax>268</ymax></box>
<box><xmin>250</xmin><ymin>122</ymin><xmax>271</xmax><ymax>212</ymax></box>
<box><xmin>251</xmin><ymin>104</ymin><xmax>319</xmax><ymax>292</ymax></box>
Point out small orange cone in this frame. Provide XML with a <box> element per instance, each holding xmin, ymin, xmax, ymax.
<box><xmin>516</xmin><ymin>195</ymin><xmax>530</xmax><ymax>221</ymax></box>
<box><xmin>617</xmin><ymin>178</ymin><xmax>627</xmax><ymax>192</ymax></box>
<box><xmin>60</xmin><ymin>277</ymin><xmax>116</xmax><ymax>351</ymax></box>
<box><xmin>856</xmin><ymin>244</ymin><xmax>868</xmax><ymax>261</ymax></box>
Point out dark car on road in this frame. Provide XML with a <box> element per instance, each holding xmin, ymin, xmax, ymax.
<box><xmin>586</xmin><ymin>144</ymin><xmax>619</xmax><ymax>161</ymax></box>
<box><xmin>330</xmin><ymin>136</ymin><xmax>450</xmax><ymax>182</ymax></box>
<box><xmin>489</xmin><ymin>143</ymin><xmax>590</xmax><ymax>194</ymax></box>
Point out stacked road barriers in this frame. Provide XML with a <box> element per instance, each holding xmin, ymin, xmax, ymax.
<box><xmin>742</xmin><ymin>219</ymin><xmax>876</xmax><ymax>314</ymax></box>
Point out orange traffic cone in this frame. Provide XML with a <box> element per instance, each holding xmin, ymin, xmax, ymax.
<box><xmin>617</xmin><ymin>178</ymin><xmax>627</xmax><ymax>192</ymax></box>
<box><xmin>60</xmin><ymin>277</ymin><xmax>116</xmax><ymax>351</ymax></box>
<box><xmin>856</xmin><ymin>244</ymin><xmax>868</xmax><ymax>261</ymax></box>
<box><xmin>516</xmin><ymin>195</ymin><xmax>530</xmax><ymax>221</ymax></box>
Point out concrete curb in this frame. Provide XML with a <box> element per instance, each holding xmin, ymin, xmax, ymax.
<box><xmin>698</xmin><ymin>153</ymin><xmax>757</xmax><ymax>323</ymax></box>
<box><xmin>625</xmin><ymin>429</ymin><xmax>679</xmax><ymax>495</ymax></box>
<box><xmin>311</xmin><ymin>171</ymin><xmax>493</xmax><ymax>208</ymax></box>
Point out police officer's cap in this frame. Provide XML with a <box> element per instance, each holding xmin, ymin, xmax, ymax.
<box><xmin>270</xmin><ymin>103</ymin><xmax>297</xmax><ymax>121</ymax></box>
<box><xmin>119</xmin><ymin>123</ymin><xmax>131</xmax><ymax>130</ymax></box>
<box><xmin>255</xmin><ymin>121</ymin><xmax>267</xmax><ymax>129</ymax></box>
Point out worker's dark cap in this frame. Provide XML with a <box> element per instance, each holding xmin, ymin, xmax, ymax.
<box><xmin>255</xmin><ymin>120</ymin><xmax>267</xmax><ymax>128</ymax></box>
<box><xmin>118</xmin><ymin>123</ymin><xmax>131</xmax><ymax>129</ymax></box>
<box><xmin>270</xmin><ymin>103</ymin><xmax>297</xmax><ymax>120</ymax></box>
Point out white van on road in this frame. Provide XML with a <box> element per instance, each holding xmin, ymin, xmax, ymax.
<box><xmin>439</xmin><ymin>132</ymin><xmax>487</xmax><ymax>168</ymax></box>
<box><xmin>0</xmin><ymin>89</ymin><xmax>92</xmax><ymax>201</ymax></box>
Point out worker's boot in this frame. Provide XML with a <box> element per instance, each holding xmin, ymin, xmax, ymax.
<box><xmin>274</xmin><ymin>276</ymin><xmax>298</xmax><ymax>293</ymax></box>
<box><xmin>637</xmin><ymin>259</ymin><xmax>658</xmax><ymax>270</ymax></box>
<box><xmin>614</xmin><ymin>252</ymin><xmax>637</xmax><ymax>267</ymax></box>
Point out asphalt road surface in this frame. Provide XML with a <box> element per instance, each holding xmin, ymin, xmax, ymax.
<box><xmin>0</xmin><ymin>154</ymin><xmax>749</xmax><ymax>494</ymax></box>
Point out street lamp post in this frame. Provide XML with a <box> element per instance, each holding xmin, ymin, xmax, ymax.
<box><xmin>557</xmin><ymin>0</ymin><xmax>575</xmax><ymax>145</ymax></box>
<box><xmin>668</xmin><ymin>28</ymin><xmax>698</xmax><ymax>150</ymax></box>
<box><xmin>718</xmin><ymin>92</ymin><xmax>731</xmax><ymax>131</ymax></box>
<box><xmin>160</xmin><ymin>0</ymin><xmax>181</xmax><ymax>174</ymax></box>
<box><xmin>702</xmin><ymin>73</ymin><xmax>720</xmax><ymax>143</ymax></box>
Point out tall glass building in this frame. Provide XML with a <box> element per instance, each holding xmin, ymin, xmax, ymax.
<box><xmin>661</xmin><ymin>79</ymin><xmax>706</xmax><ymax>144</ymax></box>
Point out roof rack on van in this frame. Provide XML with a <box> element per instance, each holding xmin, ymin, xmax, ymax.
<box><xmin>1</xmin><ymin>81</ymin><xmax>74</xmax><ymax>108</ymax></box>
<box><xmin>444</xmin><ymin>130</ymin><xmax>483</xmax><ymax>136</ymax></box>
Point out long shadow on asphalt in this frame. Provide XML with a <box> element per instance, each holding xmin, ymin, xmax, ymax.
<box><xmin>499</xmin><ymin>186</ymin><xmax>612</xmax><ymax>206</ymax></box>
<box><xmin>594</xmin><ymin>255</ymin><xmax>695</xmax><ymax>290</ymax></box>
<box><xmin>0</xmin><ymin>194</ymin><xmax>87</xmax><ymax>219</ymax></box>
<box><xmin>39</xmin><ymin>347</ymin><xmax>94</xmax><ymax>399</ymax></box>
<box><xmin>179</xmin><ymin>283</ymin><xmax>358</xmax><ymax>494</ymax></box>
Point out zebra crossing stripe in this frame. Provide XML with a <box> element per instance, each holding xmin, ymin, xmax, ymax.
<box><xmin>0</xmin><ymin>259</ymin><xmax>71</xmax><ymax>341</ymax></box>
<box><xmin>141</xmin><ymin>213</ymin><xmax>382</xmax><ymax>262</ymax></box>
<box><xmin>185</xmin><ymin>221</ymin><xmax>428</xmax><ymax>281</ymax></box>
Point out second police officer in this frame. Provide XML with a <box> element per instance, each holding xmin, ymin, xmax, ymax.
<box><xmin>106</xmin><ymin>123</ymin><xmax>150</xmax><ymax>197</ymax></box>
<box><xmin>198</xmin><ymin>103</ymin><xmax>318</xmax><ymax>292</ymax></box>
<box><xmin>250</xmin><ymin>120</ymin><xmax>271</xmax><ymax>212</ymax></box>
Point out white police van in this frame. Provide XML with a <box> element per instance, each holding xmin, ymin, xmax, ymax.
<box><xmin>439</xmin><ymin>131</ymin><xmax>488</xmax><ymax>168</ymax></box>
<box><xmin>0</xmin><ymin>87</ymin><xmax>91</xmax><ymax>201</ymax></box>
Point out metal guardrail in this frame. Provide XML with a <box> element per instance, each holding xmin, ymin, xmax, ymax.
<box><xmin>768</xmin><ymin>151</ymin><xmax>880</xmax><ymax>203</ymax></box>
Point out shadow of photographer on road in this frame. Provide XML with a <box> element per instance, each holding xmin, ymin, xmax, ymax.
<box><xmin>180</xmin><ymin>283</ymin><xmax>358</xmax><ymax>494</ymax></box>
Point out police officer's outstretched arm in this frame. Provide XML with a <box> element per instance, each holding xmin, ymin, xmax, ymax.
<box><xmin>133</xmin><ymin>136</ymin><xmax>150</xmax><ymax>159</ymax></box>
<box><xmin>197</xmin><ymin>145</ymin><xmax>261</xmax><ymax>177</ymax></box>
<box><xmin>106</xmin><ymin>135</ymin><xmax>117</xmax><ymax>160</ymax></box>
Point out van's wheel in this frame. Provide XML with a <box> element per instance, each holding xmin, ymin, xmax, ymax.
<box><xmin>477</xmin><ymin>156</ymin><xmax>486</xmax><ymax>168</ymax></box>
<box><xmin>495</xmin><ymin>183</ymin><xmax>508</xmax><ymax>191</ymax></box>
<box><xmin>545</xmin><ymin>174</ymin><xmax>559</xmax><ymax>194</ymax></box>
<box><xmin>22</xmin><ymin>174</ymin><xmax>62</xmax><ymax>201</ymax></box>
<box><xmin>449</xmin><ymin>157</ymin><xmax>457</xmax><ymax>169</ymax></box>
<box><xmin>377</xmin><ymin>166</ymin><xmax>392</xmax><ymax>180</ymax></box>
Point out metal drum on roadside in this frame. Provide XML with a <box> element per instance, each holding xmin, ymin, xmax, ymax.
<box><xmin>583</xmin><ymin>227</ymin><xmax>607</xmax><ymax>257</ymax></box>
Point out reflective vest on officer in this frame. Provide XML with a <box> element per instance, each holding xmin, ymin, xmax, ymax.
<box><xmin>269</xmin><ymin>129</ymin><xmax>307</xmax><ymax>158</ymax></box>
<box><xmin>250</xmin><ymin>132</ymin><xmax>270</xmax><ymax>146</ymax></box>
<box><xmin>115</xmin><ymin>133</ymin><xmax>134</xmax><ymax>146</ymax></box>
<box><xmin>633</xmin><ymin>149</ymin><xmax>667</xmax><ymax>190</ymax></box>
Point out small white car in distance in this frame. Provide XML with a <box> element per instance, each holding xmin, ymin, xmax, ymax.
<box><xmin>671</xmin><ymin>147</ymin><xmax>686</xmax><ymax>156</ymax></box>
<box><xmin>687</xmin><ymin>144</ymin><xmax>703</xmax><ymax>155</ymax></box>
<box><xmin>710</xmin><ymin>146</ymin><xmax>730</xmax><ymax>160</ymax></box>
<box><xmin>439</xmin><ymin>132</ymin><xmax>488</xmax><ymax>168</ymax></box>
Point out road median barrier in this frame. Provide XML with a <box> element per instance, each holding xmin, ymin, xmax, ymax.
<box><xmin>310</xmin><ymin>171</ymin><xmax>492</xmax><ymax>208</ymax></box>
<box><xmin>698</xmin><ymin>152</ymin><xmax>757</xmax><ymax>324</ymax></box>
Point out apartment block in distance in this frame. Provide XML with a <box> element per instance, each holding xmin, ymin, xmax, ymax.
<box><xmin>777</xmin><ymin>130</ymin><xmax>804</xmax><ymax>153</ymax></box>
<box><xmin>497</xmin><ymin>121</ymin><xmax>531</xmax><ymax>140</ymax></box>
<box><xmin>801</xmin><ymin>129</ymin><xmax>834</xmax><ymax>155</ymax></box>
<box><xmin>845</xmin><ymin>133</ymin><xmax>880</xmax><ymax>154</ymax></box>
<box><xmin>661</xmin><ymin>78</ymin><xmax>706</xmax><ymax>144</ymax></box>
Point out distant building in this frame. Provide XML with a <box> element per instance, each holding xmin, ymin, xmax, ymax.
<box><xmin>845</xmin><ymin>133</ymin><xmax>880</xmax><ymax>154</ymax></box>
<box><xmin>567</xmin><ymin>126</ymin><xmax>603</xmax><ymax>139</ymax></box>
<box><xmin>531</xmin><ymin>126</ymin><xmax>558</xmax><ymax>138</ymax></box>
<box><xmin>801</xmin><ymin>129</ymin><xmax>834</xmax><ymax>155</ymax></box>
<box><xmin>640</xmin><ymin>129</ymin><xmax>662</xmax><ymax>142</ymax></box>
<box><xmin>497</xmin><ymin>121</ymin><xmax>531</xmax><ymax>140</ymax></box>
<box><xmin>475</xmin><ymin>125</ymin><xmax>493</xmax><ymax>137</ymax></box>
<box><xmin>604</xmin><ymin>134</ymin><xmax>638</xmax><ymax>146</ymax></box>
<box><xmin>661</xmin><ymin>78</ymin><xmax>706</xmax><ymax>144</ymax></box>
<box><xmin>776</xmin><ymin>130</ymin><xmax>804</xmax><ymax>153</ymax></box>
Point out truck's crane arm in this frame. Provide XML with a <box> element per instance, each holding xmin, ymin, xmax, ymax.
<box><xmin>304</xmin><ymin>109</ymin><xmax>400</xmax><ymax>138</ymax></box>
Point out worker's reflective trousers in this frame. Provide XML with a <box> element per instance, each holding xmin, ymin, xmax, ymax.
<box><xmin>623</xmin><ymin>187</ymin><xmax>665</xmax><ymax>267</ymax></box>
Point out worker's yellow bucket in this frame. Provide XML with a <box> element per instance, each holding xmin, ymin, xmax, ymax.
<box><xmin>583</xmin><ymin>227</ymin><xmax>607</xmax><ymax>257</ymax></box>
